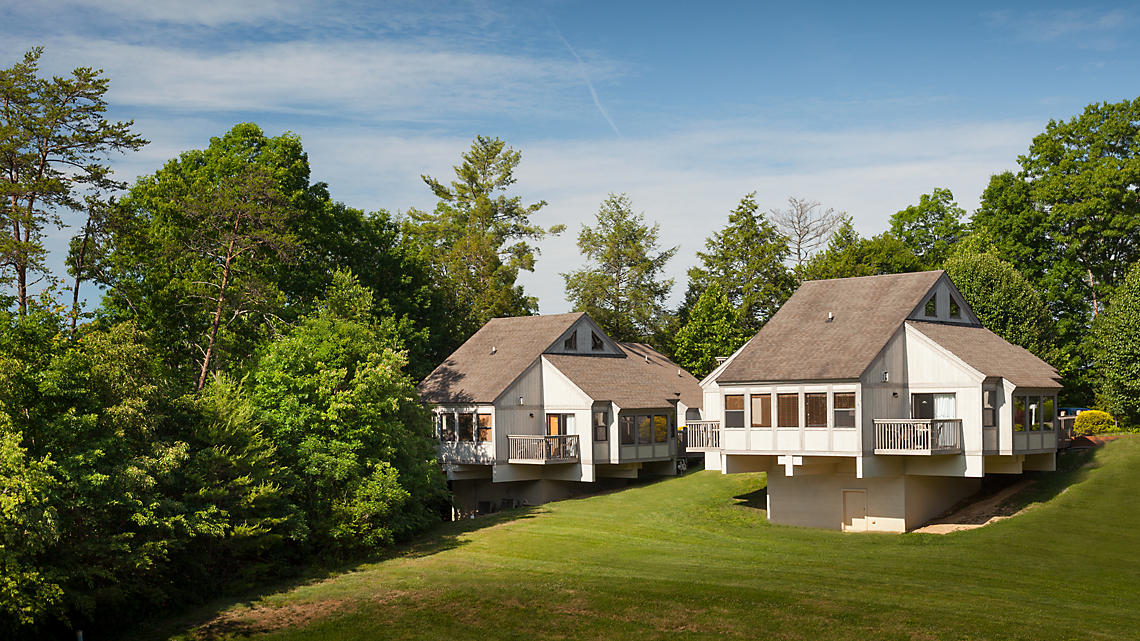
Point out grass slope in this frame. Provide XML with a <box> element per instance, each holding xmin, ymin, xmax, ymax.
<box><xmin>148</xmin><ymin>439</ymin><xmax>1139</xmax><ymax>641</ymax></box>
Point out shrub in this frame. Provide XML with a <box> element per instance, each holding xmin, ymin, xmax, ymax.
<box><xmin>1074</xmin><ymin>410</ymin><xmax>1117</xmax><ymax>436</ymax></box>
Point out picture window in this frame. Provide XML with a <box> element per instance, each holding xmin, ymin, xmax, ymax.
<box><xmin>777</xmin><ymin>393</ymin><xmax>799</xmax><ymax>428</ymax></box>
<box><xmin>833</xmin><ymin>392</ymin><xmax>856</xmax><ymax>428</ymax></box>
<box><xmin>750</xmin><ymin>394</ymin><xmax>771</xmax><ymax>427</ymax></box>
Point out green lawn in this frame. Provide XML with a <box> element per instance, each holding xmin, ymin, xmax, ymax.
<box><xmin>141</xmin><ymin>438</ymin><xmax>1140</xmax><ymax>641</ymax></box>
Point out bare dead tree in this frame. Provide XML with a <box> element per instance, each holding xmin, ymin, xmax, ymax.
<box><xmin>770</xmin><ymin>197</ymin><xmax>843</xmax><ymax>267</ymax></box>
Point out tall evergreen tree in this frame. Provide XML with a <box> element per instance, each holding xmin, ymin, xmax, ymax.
<box><xmin>682</xmin><ymin>193</ymin><xmax>795</xmax><ymax>333</ymax></box>
<box><xmin>563</xmin><ymin>193</ymin><xmax>677</xmax><ymax>343</ymax></box>
<box><xmin>0</xmin><ymin>47</ymin><xmax>146</xmax><ymax>315</ymax></box>
<box><xmin>407</xmin><ymin>136</ymin><xmax>564</xmax><ymax>329</ymax></box>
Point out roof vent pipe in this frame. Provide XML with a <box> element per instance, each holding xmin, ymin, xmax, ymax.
<box><xmin>491</xmin><ymin>346</ymin><xmax>497</xmax><ymax>355</ymax></box>
<box><xmin>827</xmin><ymin>311</ymin><xmax>834</xmax><ymax>322</ymax></box>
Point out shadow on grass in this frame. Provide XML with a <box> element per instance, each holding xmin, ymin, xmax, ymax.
<box><xmin>1003</xmin><ymin>444</ymin><xmax>1100</xmax><ymax>512</ymax></box>
<box><xmin>125</xmin><ymin>506</ymin><xmax>540</xmax><ymax>641</ymax></box>
<box><xmin>733</xmin><ymin>486</ymin><xmax>768</xmax><ymax>511</ymax></box>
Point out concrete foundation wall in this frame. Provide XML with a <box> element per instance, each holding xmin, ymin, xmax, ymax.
<box><xmin>766</xmin><ymin>471</ymin><xmax>981</xmax><ymax>532</ymax></box>
<box><xmin>451</xmin><ymin>478</ymin><xmax>591</xmax><ymax>515</ymax></box>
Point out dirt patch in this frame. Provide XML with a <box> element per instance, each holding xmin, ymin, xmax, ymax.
<box><xmin>190</xmin><ymin>598</ymin><xmax>350</xmax><ymax>639</ymax></box>
<box><xmin>913</xmin><ymin>479</ymin><xmax>1033</xmax><ymax>534</ymax></box>
<box><xmin>1069</xmin><ymin>434</ymin><xmax>1122</xmax><ymax>448</ymax></box>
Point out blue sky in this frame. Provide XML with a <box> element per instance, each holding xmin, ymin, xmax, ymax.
<box><xmin>3</xmin><ymin>1</ymin><xmax>1138</xmax><ymax>312</ymax></box>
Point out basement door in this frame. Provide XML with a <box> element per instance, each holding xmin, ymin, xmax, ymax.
<box><xmin>842</xmin><ymin>490</ymin><xmax>868</xmax><ymax>532</ymax></box>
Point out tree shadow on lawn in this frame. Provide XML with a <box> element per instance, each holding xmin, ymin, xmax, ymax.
<box><xmin>126</xmin><ymin>507</ymin><xmax>540</xmax><ymax>641</ymax></box>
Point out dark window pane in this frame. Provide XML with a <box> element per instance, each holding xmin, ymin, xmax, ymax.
<box><xmin>725</xmin><ymin>394</ymin><xmax>744</xmax><ymax>428</ymax></box>
<box><xmin>1029</xmin><ymin>396</ymin><xmax>1041</xmax><ymax>431</ymax></box>
<box><xmin>620</xmin><ymin>416</ymin><xmax>635</xmax><ymax>444</ymax></box>
<box><xmin>638</xmin><ymin>416</ymin><xmax>652</xmax><ymax>444</ymax></box>
<box><xmin>654</xmin><ymin>415</ymin><xmax>668</xmax><ymax>443</ymax></box>
<box><xmin>442</xmin><ymin>413</ymin><xmax>456</xmax><ymax>440</ymax></box>
<box><xmin>834</xmin><ymin>392</ymin><xmax>855</xmax><ymax>409</ymax></box>
<box><xmin>949</xmin><ymin>297</ymin><xmax>961</xmax><ymax>318</ymax></box>
<box><xmin>477</xmin><ymin>414</ymin><xmax>492</xmax><ymax>442</ymax></box>
<box><xmin>805</xmin><ymin>393</ymin><xmax>827</xmax><ymax>427</ymax></box>
<box><xmin>458</xmin><ymin>413</ymin><xmax>474</xmax><ymax>441</ymax></box>
<box><xmin>1042</xmin><ymin>397</ymin><xmax>1055</xmax><ymax>431</ymax></box>
<box><xmin>750</xmin><ymin>394</ymin><xmax>771</xmax><ymax>427</ymax></box>
<box><xmin>924</xmin><ymin>294</ymin><xmax>937</xmax><ymax>317</ymax></box>
<box><xmin>777</xmin><ymin>394</ymin><xmax>799</xmax><ymax>428</ymax></box>
<box><xmin>912</xmin><ymin>393</ymin><xmax>934</xmax><ymax>420</ymax></box>
<box><xmin>563</xmin><ymin>331</ymin><xmax>577</xmax><ymax>351</ymax></box>
<box><xmin>594</xmin><ymin>411</ymin><xmax>608</xmax><ymax>441</ymax></box>
<box><xmin>591</xmin><ymin>331</ymin><xmax>604</xmax><ymax>351</ymax></box>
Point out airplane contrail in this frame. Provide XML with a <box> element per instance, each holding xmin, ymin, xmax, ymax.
<box><xmin>550</xmin><ymin>21</ymin><xmax>621</xmax><ymax>138</ymax></box>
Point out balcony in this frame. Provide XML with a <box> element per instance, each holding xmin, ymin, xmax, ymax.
<box><xmin>437</xmin><ymin>440</ymin><xmax>493</xmax><ymax>465</ymax></box>
<box><xmin>873</xmin><ymin>419</ymin><xmax>962</xmax><ymax>455</ymax></box>
<box><xmin>507</xmin><ymin>435</ymin><xmax>579</xmax><ymax>464</ymax></box>
<box><xmin>682</xmin><ymin>421</ymin><xmax>721</xmax><ymax>451</ymax></box>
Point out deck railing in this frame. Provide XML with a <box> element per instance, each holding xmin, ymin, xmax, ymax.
<box><xmin>683</xmin><ymin>421</ymin><xmax>721</xmax><ymax>451</ymax></box>
<box><xmin>507</xmin><ymin>434</ymin><xmax>579</xmax><ymax>463</ymax></box>
<box><xmin>873</xmin><ymin>418</ymin><xmax>962</xmax><ymax>455</ymax></box>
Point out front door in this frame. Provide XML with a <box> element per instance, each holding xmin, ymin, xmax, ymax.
<box><xmin>842</xmin><ymin>490</ymin><xmax>868</xmax><ymax>532</ymax></box>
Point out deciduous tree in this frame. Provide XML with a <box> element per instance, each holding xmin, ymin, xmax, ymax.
<box><xmin>890</xmin><ymin>188</ymin><xmax>966</xmax><ymax>268</ymax></box>
<box><xmin>1093</xmin><ymin>261</ymin><xmax>1140</xmax><ymax>427</ymax></box>
<box><xmin>798</xmin><ymin>217</ymin><xmax>921</xmax><ymax>281</ymax></box>
<box><xmin>770</xmin><ymin>196</ymin><xmax>842</xmax><ymax>267</ymax></box>
<box><xmin>672</xmin><ymin>283</ymin><xmax>751</xmax><ymax>379</ymax></box>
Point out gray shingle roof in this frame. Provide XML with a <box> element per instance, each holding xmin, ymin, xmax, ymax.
<box><xmin>418</xmin><ymin>312</ymin><xmax>584</xmax><ymax>404</ymax></box>
<box><xmin>908</xmin><ymin>321</ymin><xmax>1062</xmax><ymax>389</ymax></box>
<box><xmin>545</xmin><ymin>343</ymin><xmax>703</xmax><ymax>410</ymax></box>
<box><xmin>717</xmin><ymin>271</ymin><xmax>945</xmax><ymax>383</ymax></box>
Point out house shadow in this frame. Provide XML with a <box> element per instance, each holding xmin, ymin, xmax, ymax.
<box><xmin>125</xmin><ymin>506</ymin><xmax>539</xmax><ymax>641</ymax></box>
<box><xmin>733</xmin><ymin>486</ymin><xmax>768</xmax><ymax>512</ymax></box>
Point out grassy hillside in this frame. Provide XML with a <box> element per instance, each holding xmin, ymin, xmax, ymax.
<box><xmin>142</xmin><ymin>439</ymin><xmax>1139</xmax><ymax>641</ymax></box>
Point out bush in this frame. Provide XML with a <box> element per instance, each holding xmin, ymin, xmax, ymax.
<box><xmin>1074</xmin><ymin>410</ymin><xmax>1117</xmax><ymax>436</ymax></box>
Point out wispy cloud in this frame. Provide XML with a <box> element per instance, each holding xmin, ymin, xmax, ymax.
<box><xmin>983</xmin><ymin>8</ymin><xmax>1133</xmax><ymax>47</ymax></box>
<box><xmin>550</xmin><ymin>20</ymin><xmax>621</xmax><ymax>137</ymax></box>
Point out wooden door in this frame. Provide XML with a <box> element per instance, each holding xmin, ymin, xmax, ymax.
<box><xmin>546</xmin><ymin>415</ymin><xmax>564</xmax><ymax>458</ymax></box>
<box><xmin>842</xmin><ymin>490</ymin><xmax>868</xmax><ymax>532</ymax></box>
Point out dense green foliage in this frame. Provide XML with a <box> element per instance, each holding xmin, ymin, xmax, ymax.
<box><xmin>1074</xmin><ymin>410</ymin><xmax>1117</xmax><ymax>435</ymax></box>
<box><xmin>972</xmin><ymin>98</ymin><xmax>1140</xmax><ymax>398</ymax></box>
<box><xmin>798</xmin><ymin>217</ymin><xmax>922</xmax><ymax>281</ymax></box>
<box><xmin>681</xmin><ymin>193</ymin><xmax>795</xmax><ymax>333</ymax></box>
<box><xmin>943</xmin><ymin>251</ymin><xmax>1056</xmax><ymax>360</ymax></box>
<box><xmin>1093</xmin><ymin>262</ymin><xmax>1140</xmax><ymax>427</ymax></box>
<box><xmin>407</xmin><ymin>136</ymin><xmax>564</xmax><ymax>331</ymax></box>
<box><xmin>671</xmin><ymin>283</ymin><xmax>751</xmax><ymax>379</ymax></box>
<box><xmin>563</xmin><ymin>193</ymin><xmax>677</xmax><ymax>344</ymax></box>
<box><xmin>890</xmin><ymin>187</ymin><xmax>966</xmax><ymax>268</ymax></box>
<box><xmin>139</xmin><ymin>439</ymin><xmax>1140</xmax><ymax>641</ymax></box>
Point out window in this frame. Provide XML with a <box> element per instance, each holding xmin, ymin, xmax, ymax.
<box><xmin>777</xmin><ymin>393</ymin><xmax>799</xmax><ymax>428</ymax></box>
<box><xmin>593</xmin><ymin>411</ymin><xmax>609</xmax><ymax>441</ymax></box>
<box><xmin>724</xmin><ymin>394</ymin><xmax>744</xmax><ymax>428</ymax></box>
<box><xmin>949</xmin><ymin>297</ymin><xmax>961</xmax><ymax>319</ymax></box>
<box><xmin>441</xmin><ymin>413</ymin><xmax>456</xmax><ymax>440</ymax></box>
<box><xmin>1042</xmin><ymin>397</ymin><xmax>1055</xmax><ymax>432</ymax></box>
<box><xmin>458</xmin><ymin>413</ymin><xmax>474</xmax><ymax>441</ymax></box>
<box><xmin>983</xmin><ymin>389</ymin><xmax>996</xmax><ymax>428</ymax></box>
<box><xmin>591</xmin><ymin>331</ymin><xmax>604</xmax><ymax>351</ymax></box>
<box><xmin>805</xmin><ymin>393</ymin><xmax>827</xmax><ymax>428</ymax></box>
<box><xmin>563</xmin><ymin>331</ymin><xmax>577</xmax><ymax>351</ymax></box>
<box><xmin>912</xmin><ymin>393</ymin><xmax>956</xmax><ymax>420</ymax></box>
<box><xmin>620</xmin><ymin>416</ymin><xmax>635</xmax><ymax>445</ymax></box>
<box><xmin>750</xmin><ymin>394</ymin><xmax>771</xmax><ymax>427</ymax></box>
<box><xmin>924</xmin><ymin>293</ymin><xmax>937</xmax><ymax>317</ymax></box>
<box><xmin>1014</xmin><ymin>396</ymin><xmax>1026</xmax><ymax>432</ymax></box>
<box><xmin>637</xmin><ymin>415</ymin><xmax>652</xmax><ymax>444</ymax></box>
<box><xmin>1028</xmin><ymin>396</ymin><xmax>1041</xmax><ymax>431</ymax></box>
<box><xmin>654</xmin><ymin>415</ymin><xmax>668</xmax><ymax>443</ymax></box>
<box><xmin>834</xmin><ymin>392</ymin><xmax>855</xmax><ymax>428</ymax></box>
<box><xmin>477</xmin><ymin>414</ymin><xmax>492</xmax><ymax>442</ymax></box>
<box><xmin>547</xmin><ymin>414</ymin><xmax>568</xmax><ymax>436</ymax></box>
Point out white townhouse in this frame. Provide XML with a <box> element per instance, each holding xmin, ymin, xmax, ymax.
<box><xmin>687</xmin><ymin>270</ymin><xmax>1063</xmax><ymax>532</ymax></box>
<box><xmin>418</xmin><ymin>312</ymin><xmax>703</xmax><ymax>516</ymax></box>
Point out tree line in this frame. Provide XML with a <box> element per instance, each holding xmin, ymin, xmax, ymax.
<box><xmin>3</xmin><ymin>47</ymin><xmax>1140</xmax><ymax>635</ymax></box>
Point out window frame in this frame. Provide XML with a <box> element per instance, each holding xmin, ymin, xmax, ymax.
<box><xmin>637</xmin><ymin>415</ymin><xmax>653</xmax><ymax>445</ymax></box>
<box><xmin>924</xmin><ymin>293</ymin><xmax>938</xmax><ymax>317</ymax></box>
<box><xmin>563</xmin><ymin>331</ymin><xmax>577</xmax><ymax>351</ymax></box>
<box><xmin>724</xmin><ymin>394</ymin><xmax>745</xmax><ymax>428</ymax></box>
<box><xmin>833</xmin><ymin>392</ymin><xmax>856</xmax><ymax>428</ymax></box>
<box><xmin>477</xmin><ymin>413</ymin><xmax>492</xmax><ymax>442</ymax></box>
<box><xmin>750</xmin><ymin>393</ymin><xmax>772</xmax><ymax>428</ymax></box>
<box><xmin>593</xmin><ymin>411</ymin><xmax>609</xmax><ymax>442</ymax></box>
<box><xmin>620</xmin><ymin>415</ymin><xmax>635</xmax><ymax>445</ymax></box>
<box><xmin>982</xmin><ymin>389</ymin><xmax>997</xmax><ymax>428</ymax></box>
<box><xmin>804</xmin><ymin>393</ymin><xmax>827</xmax><ymax>428</ymax></box>
<box><xmin>777</xmin><ymin>393</ymin><xmax>799</xmax><ymax>428</ymax></box>
<box><xmin>591</xmin><ymin>331</ymin><xmax>604</xmax><ymax>351</ymax></box>
<box><xmin>653</xmin><ymin>415</ymin><xmax>668</xmax><ymax>443</ymax></box>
